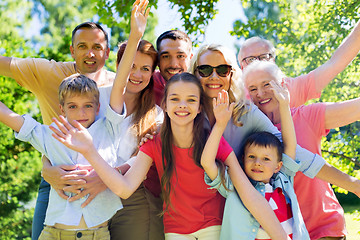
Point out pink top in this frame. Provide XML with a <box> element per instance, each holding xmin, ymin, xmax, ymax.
<box><xmin>285</xmin><ymin>70</ymin><xmax>321</xmax><ymax>108</ymax></box>
<box><xmin>275</xmin><ymin>103</ymin><xmax>346</xmax><ymax>239</ymax></box>
<box><xmin>140</xmin><ymin>135</ymin><xmax>232</xmax><ymax>234</ymax></box>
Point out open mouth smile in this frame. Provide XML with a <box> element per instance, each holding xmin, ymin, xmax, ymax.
<box><xmin>206</xmin><ymin>84</ymin><xmax>222</xmax><ymax>89</ymax></box>
<box><xmin>259</xmin><ymin>98</ymin><xmax>271</xmax><ymax>105</ymax></box>
<box><xmin>175</xmin><ymin>111</ymin><xmax>190</xmax><ymax>116</ymax></box>
<box><xmin>129</xmin><ymin>79</ymin><xmax>142</xmax><ymax>85</ymax></box>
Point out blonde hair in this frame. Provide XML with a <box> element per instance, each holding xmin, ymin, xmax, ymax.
<box><xmin>58</xmin><ymin>73</ymin><xmax>99</xmax><ymax>106</ymax></box>
<box><xmin>189</xmin><ymin>44</ymin><xmax>250</xmax><ymax>126</ymax></box>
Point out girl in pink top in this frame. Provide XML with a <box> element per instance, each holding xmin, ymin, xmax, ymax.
<box><xmin>243</xmin><ymin>60</ymin><xmax>360</xmax><ymax>240</ymax></box>
<box><xmin>51</xmin><ymin>72</ymin><xmax>290</xmax><ymax>240</ymax></box>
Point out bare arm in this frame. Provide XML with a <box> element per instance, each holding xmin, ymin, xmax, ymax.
<box><xmin>226</xmin><ymin>155</ymin><xmax>287</xmax><ymax>240</ymax></box>
<box><xmin>110</xmin><ymin>0</ymin><xmax>150</xmax><ymax>113</ymax></box>
<box><xmin>0</xmin><ymin>56</ymin><xmax>13</xmax><ymax>78</ymax></box>
<box><xmin>270</xmin><ymin>81</ymin><xmax>296</xmax><ymax>159</ymax></box>
<box><xmin>315</xmin><ymin>162</ymin><xmax>360</xmax><ymax>198</ymax></box>
<box><xmin>201</xmin><ymin>90</ymin><xmax>234</xmax><ymax>179</ymax></box>
<box><xmin>313</xmin><ymin>20</ymin><xmax>360</xmax><ymax>93</ymax></box>
<box><xmin>324</xmin><ymin>97</ymin><xmax>360</xmax><ymax>129</ymax></box>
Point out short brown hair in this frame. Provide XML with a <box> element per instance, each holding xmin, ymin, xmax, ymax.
<box><xmin>156</xmin><ymin>29</ymin><xmax>192</xmax><ymax>52</ymax></box>
<box><xmin>72</xmin><ymin>22</ymin><xmax>109</xmax><ymax>49</ymax></box>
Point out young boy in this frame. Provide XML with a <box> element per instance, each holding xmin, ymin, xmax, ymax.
<box><xmin>201</xmin><ymin>80</ymin><xmax>310</xmax><ymax>239</ymax></box>
<box><xmin>0</xmin><ymin>74</ymin><xmax>126</xmax><ymax>239</ymax></box>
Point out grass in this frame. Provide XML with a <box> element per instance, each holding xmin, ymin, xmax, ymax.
<box><xmin>343</xmin><ymin>204</ymin><xmax>360</xmax><ymax>240</ymax></box>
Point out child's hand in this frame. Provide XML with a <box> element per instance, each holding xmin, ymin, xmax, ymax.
<box><xmin>50</xmin><ymin>115</ymin><xmax>94</xmax><ymax>155</ymax></box>
<box><xmin>213</xmin><ymin>90</ymin><xmax>235</xmax><ymax>128</ymax></box>
<box><xmin>130</xmin><ymin>0</ymin><xmax>150</xmax><ymax>40</ymax></box>
<box><xmin>269</xmin><ymin>80</ymin><xmax>290</xmax><ymax>107</ymax></box>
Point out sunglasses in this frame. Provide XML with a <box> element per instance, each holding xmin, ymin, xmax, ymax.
<box><xmin>196</xmin><ymin>64</ymin><xmax>232</xmax><ymax>77</ymax></box>
<box><xmin>241</xmin><ymin>53</ymin><xmax>274</xmax><ymax>65</ymax></box>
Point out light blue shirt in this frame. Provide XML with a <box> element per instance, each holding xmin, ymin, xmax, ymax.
<box><xmin>15</xmin><ymin>105</ymin><xmax>125</xmax><ymax>228</ymax></box>
<box><xmin>205</xmin><ymin>154</ymin><xmax>310</xmax><ymax>240</ymax></box>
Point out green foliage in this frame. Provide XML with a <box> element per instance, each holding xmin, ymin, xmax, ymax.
<box><xmin>94</xmin><ymin>0</ymin><xmax>220</xmax><ymax>45</ymax></box>
<box><xmin>0</xmin><ymin>207</ymin><xmax>34</xmax><ymax>240</ymax></box>
<box><xmin>2</xmin><ymin>0</ymin><xmax>360</xmax><ymax>237</ymax></box>
<box><xmin>0</xmin><ymin>1</ymin><xmax>44</xmax><ymax>238</ymax></box>
<box><xmin>233</xmin><ymin>0</ymin><xmax>360</xmax><ymax>195</ymax></box>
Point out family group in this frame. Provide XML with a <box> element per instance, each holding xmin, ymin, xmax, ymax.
<box><xmin>0</xmin><ymin>1</ymin><xmax>359</xmax><ymax>239</ymax></box>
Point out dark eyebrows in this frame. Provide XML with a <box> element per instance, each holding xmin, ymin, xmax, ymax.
<box><xmin>76</xmin><ymin>42</ymin><xmax>86</xmax><ymax>47</ymax></box>
<box><xmin>160</xmin><ymin>50</ymin><xmax>186</xmax><ymax>56</ymax></box>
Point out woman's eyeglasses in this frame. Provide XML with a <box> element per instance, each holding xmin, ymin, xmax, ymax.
<box><xmin>241</xmin><ymin>53</ymin><xmax>274</xmax><ymax>65</ymax></box>
<box><xmin>196</xmin><ymin>64</ymin><xmax>232</xmax><ymax>77</ymax></box>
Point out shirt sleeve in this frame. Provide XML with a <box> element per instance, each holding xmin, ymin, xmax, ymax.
<box><xmin>139</xmin><ymin>138</ymin><xmax>156</xmax><ymax>159</ymax></box>
<box><xmin>286</xmin><ymin>70</ymin><xmax>321</xmax><ymax>108</ymax></box>
<box><xmin>204</xmin><ymin>167</ymin><xmax>233</xmax><ymax>198</ymax></box>
<box><xmin>15</xmin><ymin>114</ymin><xmax>50</xmax><ymax>155</ymax></box>
<box><xmin>216</xmin><ymin>137</ymin><xmax>233</xmax><ymax>162</ymax></box>
<box><xmin>280</xmin><ymin>153</ymin><xmax>301</xmax><ymax>178</ymax></box>
<box><xmin>104</xmin><ymin>104</ymin><xmax>126</xmax><ymax>140</ymax></box>
<box><xmin>10</xmin><ymin>58</ymin><xmax>75</xmax><ymax>94</ymax></box>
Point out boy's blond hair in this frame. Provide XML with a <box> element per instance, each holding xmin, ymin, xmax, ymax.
<box><xmin>58</xmin><ymin>73</ymin><xmax>99</xmax><ymax>106</ymax></box>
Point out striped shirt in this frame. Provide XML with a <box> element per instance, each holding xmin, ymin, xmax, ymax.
<box><xmin>256</xmin><ymin>184</ymin><xmax>293</xmax><ymax>240</ymax></box>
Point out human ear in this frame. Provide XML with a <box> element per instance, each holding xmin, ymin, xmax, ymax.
<box><xmin>105</xmin><ymin>47</ymin><xmax>110</xmax><ymax>60</ymax></box>
<box><xmin>274</xmin><ymin>161</ymin><xmax>283</xmax><ymax>173</ymax></box>
<box><xmin>70</xmin><ymin>45</ymin><xmax>75</xmax><ymax>59</ymax></box>
<box><xmin>59</xmin><ymin>104</ymin><xmax>65</xmax><ymax>115</ymax></box>
<box><xmin>96</xmin><ymin>103</ymin><xmax>100</xmax><ymax>115</ymax></box>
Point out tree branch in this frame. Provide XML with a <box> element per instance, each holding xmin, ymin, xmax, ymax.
<box><xmin>322</xmin><ymin>149</ymin><xmax>360</xmax><ymax>169</ymax></box>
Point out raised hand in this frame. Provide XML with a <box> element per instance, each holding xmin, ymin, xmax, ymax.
<box><xmin>50</xmin><ymin>115</ymin><xmax>94</xmax><ymax>155</ymax></box>
<box><xmin>130</xmin><ymin>0</ymin><xmax>150</xmax><ymax>39</ymax></box>
<box><xmin>213</xmin><ymin>90</ymin><xmax>235</xmax><ymax>128</ymax></box>
<box><xmin>269</xmin><ymin>80</ymin><xmax>290</xmax><ymax>107</ymax></box>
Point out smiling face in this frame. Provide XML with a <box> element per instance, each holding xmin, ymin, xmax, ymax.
<box><xmin>70</xmin><ymin>28</ymin><xmax>109</xmax><ymax>75</ymax></box>
<box><xmin>244</xmin><ymin>69</ymin><xmax>280</xmax><ymax>116</ymax></box>
<box><xmin>195</xmin><ymin>50</ymin><xmax>231</xmax><ymax>99</ymax></box>
<box><xmin>243</xmin><ymin>143</ymin><xmax>282</xmax><ymax>183</ymax></box>
<box><xmin>165</xmin><ymin>80</ymin><xmax>201</xmax><ymax>128</ymax></box>
<box><xmin>126</xmin><ymin>51</ymin><xmax>154</xmax><ymax>95</ymax></box>
<box><xmin>158</xmin><ymin>39</ymin><xmax>192</xmax><ymax>81</ymax></box>
<box><xmin>60</xmin><ymin>93</ymin><xmax>99</xmax><ymax>128</ymax></box>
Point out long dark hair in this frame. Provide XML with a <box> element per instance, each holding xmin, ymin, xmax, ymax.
<box><xmin>117</xmin><ymin>40</ymin><xmax>158</xmax><ymax>154</ymax></box>
<box><xmin>159</xmin><ymin>72</ymin><xmax>226</xmax><ymax>214</ymax></box>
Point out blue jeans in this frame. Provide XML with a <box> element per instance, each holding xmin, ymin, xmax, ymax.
<box><xmin>32</xmin><ymin>177</ymin><xmax>50</xmax><ymax>240</ymax></box>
